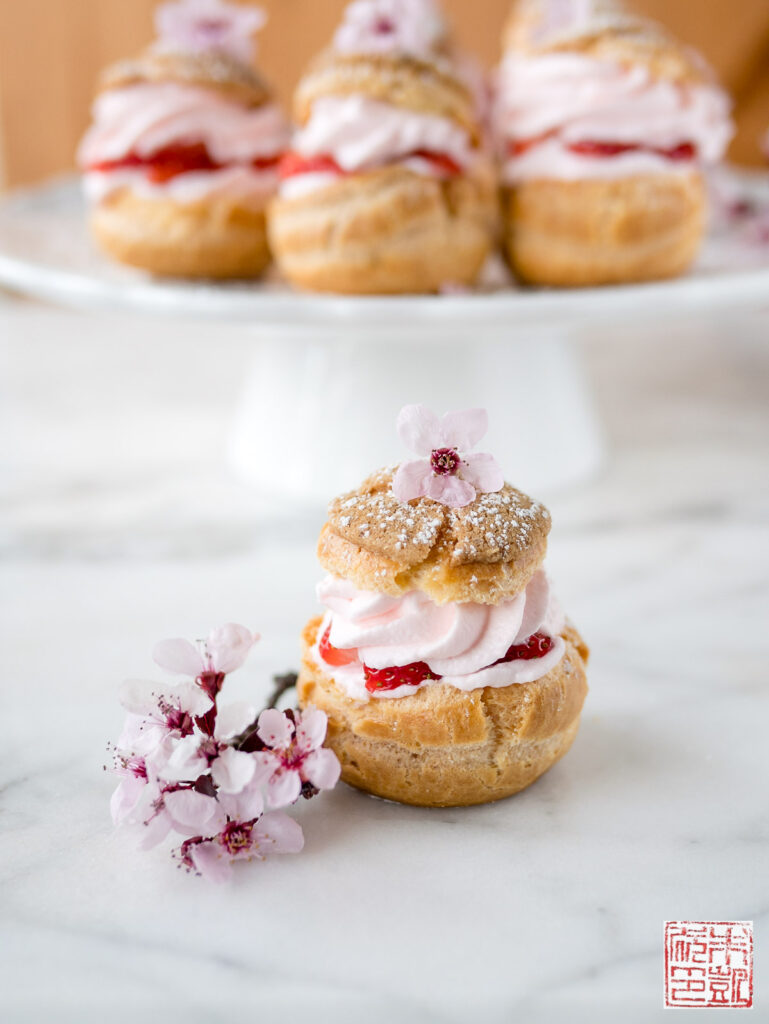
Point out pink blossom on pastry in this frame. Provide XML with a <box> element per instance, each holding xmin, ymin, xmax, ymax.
<box><xmin>333</xmin><ymin>0</ymin><xmax>445</xmax><ymax>60</ymax></box>
<box><xmin>392</xmin><ymin>404</ymin><xmax>504</xmax><ymax>509</ymax></box>
<box><xmin>154</xmin><ymin>0</ymin><xmax>266</xmax><ymax>65</ymax></box>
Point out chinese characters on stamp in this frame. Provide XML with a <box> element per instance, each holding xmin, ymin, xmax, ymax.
<box><xmin>665</xmin><ymin>921</ymin><xmax>753</xmax><ymax>1008</ymax></box>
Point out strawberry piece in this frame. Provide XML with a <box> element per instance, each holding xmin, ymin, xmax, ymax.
<box><xmin>318</xmin><ymin>624</ymin><xmax>358</xmax><ymax>667</ymax></box>
<box><xmin>568</xmin><ymin>139</ymin><xmax>697</xmax><ymax>161</ymax></box>
<box><xmin>410</xmin><ymin>149</ymin><xmax>463</xmax><ymax>176</ymax></box>
<box><xmin>363</xmin><ymin>661</ymin><xmax>442</xmax><ymax>693</ymax></box>
<box><xmin>90</xmin><ymin>144</ymin><xmax>283</xmax><ymax>183</ymax></box>
<box><xmin>278</xmin><ymin>152</ymin><xmax>343</xmax><ymax>179</ymax></box>
<box><xmin>496</xmin><ymin>632</ymin><xmax>553</xmax><ymax>664</ymax></box>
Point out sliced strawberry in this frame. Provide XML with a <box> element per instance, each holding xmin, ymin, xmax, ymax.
<box><xmin>509</xmin><ymin>132</ymin><xmax>555</xmax><ymax>157</ymax></box>
<box><xmin>568</xmin><ymin>139</ymin><xmax>698</xmax><ymax>161</ymax></box>
<box><xmin>279</xmin><ymin>152</ymin><xmax>343</xmax><ymax>180</ymax></box>
<box><xmin>568</xmin><ymin>140</ymin><xmax>638</xmax><ymax>158</ymax></box>
<box><xmin>658</xmin><ymin>141</ymin><xmax>697</xmax><ymax>161</ymax></box>
<box><xmin>90</xmin><ymin>143</ymin><xmax>283</xmax><ymax>183</ymax></box>
<box><xmin>278</xmin><ymin>149</ymin><xmax>464</xmax><ymax>181</ymax></box>
<box><xmin>363</xmin><ymin>661</ymin><xmax>442</xmax><ymax>693</ymax></box>
<box><xmin>410</xmin><ymin>149</ymin><xmax>463</xmax><ymax>176</ymax></box>
<box><xmin>495</xmin><ymin>632</ymin><xmax>553</xmax><ymax>664</ymax></box>
<box><xmin>509</xmin><ymin>135</ymin><xmax>698</xmax><ymax>164</ymax></box>
<box><xmin>318</xmin><ymin>624</ymin><xmax>358</xmax><ymax>667</ymax></box>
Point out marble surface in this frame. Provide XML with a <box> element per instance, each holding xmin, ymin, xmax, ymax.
<box><xmin>1</xmin><ymin>295</ymin><xmax>768</xmax><ymax>1023</ymax></box>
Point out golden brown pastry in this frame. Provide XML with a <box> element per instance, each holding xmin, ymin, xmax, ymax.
<box><xmin>78</xmin><ymin>0</ymin><xmax>289</xmax><ymax>279</ymax></box>
<box><xmin>268</xmin><ymin>0</ymin><xmax>498</xmax><ymax>294</ymax></box>
<box><xmin>495</xmin><ymin>0</ymin><xmax>733</xmax><ymax>286</ymax></box>
<box><xmin>297</xmin><ymin>404</ymin><xmax>589</xmax><ymax>807</ymax></box>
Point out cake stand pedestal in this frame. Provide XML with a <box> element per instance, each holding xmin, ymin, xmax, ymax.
<box><xmin>226</xmin><ymin>324</ymin><xmax>602</xmax><ymax>499</ymax></box>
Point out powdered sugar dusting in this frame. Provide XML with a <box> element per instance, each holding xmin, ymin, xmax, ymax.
<box><xmin>327</xmin><ymin>467</ymin><xmax>550</xmax><ymax>569</ymax></box>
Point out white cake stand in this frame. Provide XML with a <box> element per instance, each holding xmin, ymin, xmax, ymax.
<box><xmin>1</xmin><ymin>173</ymin><xmax>768</xmax><ymax>500</ymax></box>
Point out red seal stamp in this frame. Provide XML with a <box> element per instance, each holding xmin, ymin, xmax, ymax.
<box><xmin>664</xmin><ymin>921</ymin><xmax>753</xmax><ymax>1008</ymax></box>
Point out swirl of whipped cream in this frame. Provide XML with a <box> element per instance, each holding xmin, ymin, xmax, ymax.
<box><xmin>313</xmin><ymin>570</ymin><xmax>566</xmax><ymax>701</ymax></box>
<box><xmin>279</xmin><ymin>95</ymin><xmax>475</xmax><ymax>199</ymax></box>
<box><xmin>495</xmin><ymin>53</ymin><xmax>733</xmax><ymax>183</ymax></box>
<box><xmin>79</xmin><ymin>83</ymin><xmax>288</xmax><ymax>165</ymax></box>
<box><xmin>333</xmin><ymin>0</ymin><xmax>446</xmax><ymax>60</ymax></box>
<box><xmin>78</xmin><ymin>82</ymin><xmax>289</xmax><ymax>202</ymax></box>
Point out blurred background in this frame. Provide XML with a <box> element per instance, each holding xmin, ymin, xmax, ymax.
<box><xmin>0</xmin><ymin>0</ymin><xmax>768</xmax><ymax>189</ymax></box>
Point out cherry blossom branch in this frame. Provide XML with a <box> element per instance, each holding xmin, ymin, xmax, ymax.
<box><xmin>107</xmin><ymin>626</ymin><xmax>340</xmax><ymax>882</ymax></box>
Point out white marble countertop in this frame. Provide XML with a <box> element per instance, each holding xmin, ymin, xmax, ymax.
<box><xmin>1</xmin><ymin>295</ymin><xmax>767</xmax><ymax>1023</ymax></box>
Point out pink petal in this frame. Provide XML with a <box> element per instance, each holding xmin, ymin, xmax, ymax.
<box><xmin>176</xmin><ymin>681</ymin><xmax>214</xmax><ymax>717</ymax></box>
<box><xmin>438</xmin><ymin>408</ymin><xmax>488</xmax><ymax>451</ymax></box>
<box><xmin>251</xmin><ymin>750</ymin><xmax>282</xmax><ymax>783</ymax></box>
<box><xmin>211</xmin><ymin>747</ymin><xmax>256</xmax><ymax>795</ymax></box>
<box><xmin>253</xmin><ymin>812</ymin><xmax>305</xmax><ymax>855</ymax></box>
<box><xmin>301</xmin><ymin>748</ymin><xmax>341</xmax><ymax>791</ymax></box>
<box><xmin>110</xmin><ymin>776</ymin><xmax>146</xmax><ymax>825</ymax></box>
<box><xmin>118</xmin><ymin>679</ymin><xmax>163</xmax><ymax>717</ymax></box>
<box><xmin>265</xmin><ymin>767</ymin><xmax>302</xmax><ymax>809</ymax></box>
<box><xmin>137</xmin><ymin>810</ymin><xmax>172</xmax><ymax>851</ymax></box>
<box><xmin>396</xmin><ymin>404</ymin><xmax>441</xmax><ymax>456</ymax></box>
<box><xmin>207</xmin><ymin>624</ymin><xmax>259</xmax><ymax>675</ymax></box>
<box><xmin>294</xmin><ymin>706</ymin><xmax>328</xmax><ymax>754</ymax></box>
<box><xmin>218</xmin><ymin>781</ymin><xmax>264</xmax><ymax>822</ymax></box>
<box><xmin>460</xmin><ymin>452</ymin><xmax>504</xmax><ymax>494</ymax></box>
<box><xmin>190</xmin><ymin>840</ymin><xmax>232</xmax><ymax>884</ymax></box>
<box><xmin>214</xmin><ymin>701</ymin><xmax>256</xmax><ymax>740</ymax></box>
<box><xmin>164</xmin><ymin>789</ymin><xmax>219</xmax><ymax>830</ymax></box>
<box><xmin>152</xmin><ymin>638</ymin><xmax>204</xmax><ymax>677</ymax></box>
<box><xmin>256</xmin><ymin>708</ymin><xmax>294</xmax><ymax>750</ymax></box>
<box><xmin>161</xmin><ymin>735</ymin><xmax>207</xmax><ymax>782</ymax></box>
<box><xmin>425</xmin><ymin>474</ymin><xmax>476</xmax><ymax>508</ymax></box>
<box><xmin>117</xmin><ymin>713</ymin><xmax>165</xmax><ymax>756</ymax></box>
<box><xmin>392</xmin><ymin>459</ymin><xmax>432</xmax><ymax>503</ymax></box>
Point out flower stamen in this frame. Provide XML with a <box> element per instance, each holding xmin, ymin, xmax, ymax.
<box><xmin>430</xmin><ymin>447</ymin><xmax>460</xmax><ymax>476</ymax></box>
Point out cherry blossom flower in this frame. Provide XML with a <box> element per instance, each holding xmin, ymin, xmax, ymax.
<box><xmin>153</xmin><ymin>623</ymin><xmax>259</xmax><ymax>700</ymax></box>
<box><xmin>154</xmin><ymin>0</ymin><xmax>266</xmax><ymax>65</ymax></box>
<box><xmin>334</xmin><ymin>0</ymin><xmax>446</xmax><ymax>60</ymax></box>
<box><xmin>108</xmin><ymin>625</ymin><xmax>340</xmax><ymax>880</ymax></box>
<box><xmin>392</xmin><ymin>404</ymin><xmax>504</xmax><ymax>509</ymax></box>
<box><xmin>255</xmin><ymin>707</ymin><xmax>341</xmax><ymax>808</ymax></box>
<box><xmin>181</xmin><ymin>812</ymin><xmax>304</xmax><ymax>883</ymax></box>
<box><xmin>161</xmin><ymin>700</ymin><xmax>260</xmax><ymax>794</ymax></box>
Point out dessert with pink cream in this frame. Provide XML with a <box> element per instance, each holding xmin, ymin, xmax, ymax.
<box><xmin>77</xmin><ymin>0</ymin><xmax>289</xmax><ymax>279</ymax></box>
<box><xmin>313</xmin><ymin>568</ymin><xmax>566</xmax><ymax>701</ymax></box>
<box><xmin>296</xmin><ymin>404</ymin><xmax>589</xmax><ymax>807</ymax></box>
<box><xmin>311</xmin><ymin>405</ymin><xmax>569</xmax><ymax>702</ymax></box>
<box><xmin>268</xmin><ymin>0</ymin><xmax>498</xmax><ymax>294</ymax></box>
<box><xmin>278</xmin><ymin>0</ymin><xmax>487</xmax><ymax>199</ymax></box>
<box><xmin>496</xmin><ymin>0</ymin><xmax>734</xmax><ymax>287</ymax></box>
<box><xmin>495</xmin><ymin>1</ymin><xmax>732</xmax><ymax>184</ymax></box>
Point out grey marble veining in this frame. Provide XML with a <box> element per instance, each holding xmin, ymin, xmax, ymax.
<box><xmin>0</xmin><ymin>298</ymin><xmax>767</xmax><ymax>1023</ymax></box>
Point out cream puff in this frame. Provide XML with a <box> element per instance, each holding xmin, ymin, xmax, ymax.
<box><xmin>77</xmin><ymin>0</ymin><xmax>289</xmax><ymax>279</ymax></box>
<box><xmin>268</xmin><ymin>0</ymin><xmax>498</xmax><ymax>294</ymax></box>
<box><xmin>494</xmin><ymin>0</ymin><xmax>733</xmax><ymax>286</ymax></box>
<box><xmin>297</xmin><ymin>405</ymin><xmax>589</xmax><ymax>807</ymax></box>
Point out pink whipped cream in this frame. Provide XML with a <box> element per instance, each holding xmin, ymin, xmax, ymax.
<box><xmin>312</xmin><ymin>570</ymin><xmax>566</xmax><ymax>701</ymax></box>
<box><xmin>78</xmin><ymin>82</ymin><xmax>289</xmax><ymax>203</ymax></box>
<box><xmin>279</xmin><ymin>95</ymin><xmax>475</xmax><ymax>199</ymax></box>
<box><xmin>495</xmin><ymin>53</ymin><xmax>733</xmax><ymax>183</ymax></box>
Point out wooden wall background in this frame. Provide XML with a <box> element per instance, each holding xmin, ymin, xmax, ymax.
<box><xmin>0</xmin><ymin>0</ymin><xmax>767</xmax><ymax>189</ymax></box>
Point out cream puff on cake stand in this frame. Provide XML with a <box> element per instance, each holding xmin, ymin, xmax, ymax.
<box><xmin>1</xmin><ymin>168</ymin><xmax>769</xmax><ymax>501</ymax></box>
